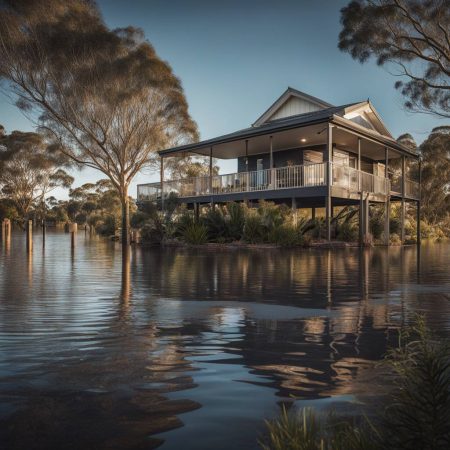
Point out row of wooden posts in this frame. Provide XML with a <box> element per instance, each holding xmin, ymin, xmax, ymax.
<box><xmin>1</xmin><ymin>219</ymin><xmax>78</xmax><ymax>252</ymax></box>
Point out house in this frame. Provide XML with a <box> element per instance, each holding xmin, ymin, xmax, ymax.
<box><xmin>137</xmin><ymin>87</ymin><xmax>421</xmax><ymax>244</ymax></box>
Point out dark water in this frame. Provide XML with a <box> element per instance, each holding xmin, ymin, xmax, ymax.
<box><xmin>0</xmin><ymin>231</ymin><xmax>449</xmax><ymax>449</ymax></box>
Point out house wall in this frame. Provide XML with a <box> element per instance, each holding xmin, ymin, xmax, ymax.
<box><xmin>237</xmin><ymin>146</ymin><xmax>378</xmax><ymax>174</ymax></box>
<box><xmin>269</xmin><ymin>97</ymin><xmax>323</xmax><ymax>121</ymax></box>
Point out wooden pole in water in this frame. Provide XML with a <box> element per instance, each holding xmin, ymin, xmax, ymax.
<box><xmin>42</xmin><ymin>219</ymin><xmax>46</xmax><ymax>247</ymax></box>
<box><xmin>69</xmin><ymin>223</ymin><xmax>77</xmax><ymax>249</ymax></box>
<box><xmin>26</xmin><ymin>219</ymin><xmax>33</xmax><ymax>253</ymax></box>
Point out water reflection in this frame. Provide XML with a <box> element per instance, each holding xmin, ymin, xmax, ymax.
<box><xmin>0</xmin><ymin>232</ymin><xmax>449</xmax><ymax>449</ymax></box>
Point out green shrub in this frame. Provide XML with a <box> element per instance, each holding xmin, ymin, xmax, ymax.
<box><xmin>381</xmin><ymin>317</ymin><xmax>450</xmax><ymax>450</ymax></box>
<box><xmin>183</xmin><ymin>222</ymin><xmax>208</xmax><ymax>245</ymax></box>
<box><xmin>260</xmin><ymin>406</ymin><xmax>377</xmax><ymax>450</ymax></box>
<box><xmin>202</xmin><ymin>207</ymin><xmax>228</xmax><ymax>241</ymax></box>
<box><xmin>370</xmin><ymin>215</ymin><xmax>384</xmax><ymax>239</ymax></box>
<box><xmin>227</xmin><ymin>202</ymin><xmax>245</xmax><ymax>240</ymax></box>
<box><xmin>268</xmin><ymin>223</ymin><xmax>302</xmax><ymax>246</ymax></box>
<box><xmin>174</xmin><ymin>211</ymin><xmax>195</xmax><ymax>237</ymax></box>
<box><xmin>243</xmin><ymin>213</ymin><xmax>264</xmax><ymax>243</ymax></box>
<box><xmin>140</xmin><ymin>216</ymin><xmax>165</xmax><ymax>245</ymax></box>
<box><xmin>131</xmin><ymin>210</ymin><xmax>150</xmax><ymax>228</ymax></box>
<box><xmin>95</xmin><ymin>215</ymin><xmax>116</xmax><ymax>236</ymax></box>
<box><xmin>337</xmin><ymin>221</ymin><xmax>358</xmax><ymax>242</ymax></box>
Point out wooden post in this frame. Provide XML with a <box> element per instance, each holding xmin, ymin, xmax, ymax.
<box><xmin>194</xmin><ymin>203</ymin><xmax>199</xmax><ymax>222</ymax></box>
<box><xmin>160</xmin><ymin>156</ymin><xmax>165</xmax><ymax>211</ymax></box>
<box><xmin>26</xmin><ymin>219</ymin><xmax>33</xmax><ymax>253</ymax></box>
<box><xmin>69</xmin><ymin>222</ymin><xmax>77</xmax><ymax>249</ymax></box>
<box><xmin>291</xmin><ymin>197</ymin><xmax>297</xmax><ymax>226</ymax></box>
<box><xmin>384</xmin><ymin>147</ymin><xmax>390</xmax><ymax>245</ymax></box>
<box><xmin>357</xmin><ymin>138</ymin><xmax>361</xmax><ymax>190</ymax></box>
<box><xmin>417</xmin><ymin>158</ymin><xmax>422</xmax><ymax>247</ymax></box>
<box><xmin>269</xmin><ymin>135</ymin><xmax>273</xmax><ymax>169</ymax></box>
<box><xmin>311</xmin><ymin>207</ymin><xmax>316</xmax><ymax>221</ymax></box>
<box><xmin>325</xmin><ymin>124</ymin><xmax>332</xmax><ymax>241</ymax></box>
<box><xmin>401</xmin><ymin>156</ymin><xmax>406</xmax><ymax>243</ymax></box>
<box><xmin>359</xmin><ymin>192</ymin><xmax>364</xmax><ymax>246</ymax></box>
<box><xmin>42</xmin><ymin>219</ymin><xmax>46</xmax><ymax>247</ymax></box>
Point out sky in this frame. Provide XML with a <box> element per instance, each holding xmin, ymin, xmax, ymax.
<box><xmin>0</xmin><ymin>0</ymin><xmax>446</xmax><ymax>199</ymax></box>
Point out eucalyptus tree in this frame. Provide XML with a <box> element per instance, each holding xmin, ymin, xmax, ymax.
<box><xmin>0</xmin><ymin>129</ymin><xmax>73</xmax><ymax>224</ymax></box>
<box><xmin>339</xmin><ymin>0</ymin><xmax>450</xmax><ymax>117</ymax></box>
<box><xmin>0</xmin><ymin>0</ymin><xmax>198</xmax><ymax>244</ymax></box>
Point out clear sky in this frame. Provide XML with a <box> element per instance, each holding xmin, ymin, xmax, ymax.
<box><xmin>0</xmin><ymin>0</ymin><xmax>446</xmax><ymax>199</ymax></box>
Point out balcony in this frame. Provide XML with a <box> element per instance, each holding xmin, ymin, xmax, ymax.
<box><xmin>137</xmin><ymin>162</ymin><xmax>415</xmax><ymax>202</ymax></box>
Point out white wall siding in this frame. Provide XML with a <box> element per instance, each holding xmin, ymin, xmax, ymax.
<box><xmin>269</xmin><ymin>97</ymin><xmax>322</xmax><ymax>121</ymax></box>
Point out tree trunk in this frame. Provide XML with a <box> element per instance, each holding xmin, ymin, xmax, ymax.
<box><xmin>121</xmin><ymin>187</ymin><xmax>130</xmax><ymax>246</ymax></box>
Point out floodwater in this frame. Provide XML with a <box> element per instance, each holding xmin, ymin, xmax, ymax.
<box><xmin>0</xmin><ymin>231</ymin><xmax>449</xmax><ymax>449</ymax></box>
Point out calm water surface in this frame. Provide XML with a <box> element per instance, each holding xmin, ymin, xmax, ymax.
<box><xmin>0</xmin><ymin>231</ymin><xmax>449</xmax><ymax>449</ymax></box>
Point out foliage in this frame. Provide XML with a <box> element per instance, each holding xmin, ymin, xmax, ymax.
<box><xmin>381</xmin><ymin>316</ymin><xmax>450</xmax><ymax>449</ymax></box>
<box><xmin>339</xmin><ymin>0</ymin><xmax>450</xmax><ymax>117</ymax></box>
<box><xmin>183</xmin><ymin>222</ymin><xmax>208</xmax><ymax>245</ymax></box>
<box><xmin>201</xmin><ymin>207</ymin><xmax>228</xmax><ymax>241</ymax></box>
<box><xmin>418</xmin><ymin>127</ymin><xmax>450</xmax><ymax>224</ymax></box>
<box><xmin>243</xmin><ymin>212</ymin><xmax>265</xmax><ymax>243</ymax></box>
<box><xmin>260</xmin><ymin>317</ymin><xmax>450</xmax><ymax>450</ymax></box>
<box><xmin>0</xmin><ymin>0</ymin><xmax>198</xmax><ymax>244</ymax></box>
<box><xmin>0</xmin><ymin>128</ymin><xmax>73</xmax><ymax>224</ymax></box>
<box><xmin>260</xmin><ymin>406</ymin><xmax>378</xmax><ymax>450</ymax></box>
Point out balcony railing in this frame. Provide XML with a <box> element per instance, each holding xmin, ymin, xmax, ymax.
<box><xmin>137</xmin><ymin>163</ymin><xmax>420</xmax><ymax>202</ymax></box>
<box><xmin>137</xmin><ymin>162</ymin><xmax>396</xmax><ymax>201</ymax></box>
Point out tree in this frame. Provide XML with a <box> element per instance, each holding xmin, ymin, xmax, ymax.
<box><xmin>418</xmin><ymin>126</ymin><xmax>450</xmax><ymax>223</ymax></box>
<box><xmin>339</xmin><ymin>0</ymin><xmax>450</xmax><ymax>117</ymax></box>
<box><xmin>0</xmin><ymin>129</ymin><xmax>73</xmax><ymax>225</ymax></box>
<box><xmin>0</xmin><ymin>0</ymin><xmax>198</xmax><ymax>245</ymax></box>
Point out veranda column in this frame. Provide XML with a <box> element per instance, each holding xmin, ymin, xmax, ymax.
<box><xmin>400</xmin><ymin>155</ymin><xmax>406</xmax><ymax>243</ymax></box>
<box><xmin>384</xmin><ymin>147</ymin><xmax>390</xmax><ymax>245</ymax></box>
<box><xmin>209</xmin><ymin>147</ymin><xmax>213</xmax><ymax>206</ymax></box>
<box><xmin>269</xmin><ymin>135</ymin><xmax>275</xmax><ymax>188</ymax></box>
<box><xmin>325</xmin><ymin>124</ymin><xmax>332</xmax><ymax>242</ymax></box>
<box><xmin>417</xmin><ymin>157</ymin><xmax>422</xmax><ymax>246</ymax></box>
<box><xmin>160</xmin><ymin>156</ymin><xmax>164</xmax><ymax>211</ymax></box>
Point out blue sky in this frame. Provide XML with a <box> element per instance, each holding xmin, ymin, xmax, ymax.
<box><xmin>0</xmin><ymin>0</ymin><xmax>445</xmax><ymax>198</ymax></box>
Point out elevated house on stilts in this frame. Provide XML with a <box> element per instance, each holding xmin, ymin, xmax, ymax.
<box><xmin>138</xmin><ymin>88</ymin><xmax>420</xmax><ymax>244</ymax></box>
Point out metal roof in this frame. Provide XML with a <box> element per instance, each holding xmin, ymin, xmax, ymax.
<box><xmin>158</xmin><ymin>101</ymin><xmax>417</xmax><ymax>158</ymax></box>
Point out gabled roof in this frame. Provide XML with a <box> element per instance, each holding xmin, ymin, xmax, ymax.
<box><xmin>159</xmin><ymin>101</ymin><xmax>416</xmax><ymax>158</ymax></box>
<box><xmin>252</xmin><ymin>87</ymin><xmax>334</xmax><ymax>127</ymax></box>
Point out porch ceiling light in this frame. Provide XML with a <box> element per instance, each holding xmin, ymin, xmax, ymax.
<box><xmin>300</xmin><ymin>138</ymin><xmax>307</xmax><ymax>142</ymax></box>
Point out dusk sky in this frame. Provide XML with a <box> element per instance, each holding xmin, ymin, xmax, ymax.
<box><xmin>0</xmin><ymin>0</ymin><xmax>446</xmax><ymax>198</ymax></box>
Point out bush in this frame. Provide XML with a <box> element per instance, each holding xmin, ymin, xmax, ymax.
<box><xmin>260</xmin><ymin>317</ymin><xmax>450</xmax><ymax>450</ymax></box>
<box><xmin>337</xmin><ymin>221</ymin><xmax>358</xmax><ymax>242</ymax></box>
<box><xmin>381</xmin><ymin>317</ymin><xmax>450</xmax><ymax>450</ymax></box>
<box><xmin>183</xmin><ymin>222</ymin><xmax>208</xmax><ymax>245</ymax></box>
<box><xmin>140</xmin><ymin>217</ymin><xmax>165</xmax><ymax>245</ymax></box>
<box><xmin>201</xmin><ymin>207</ymin><xmax>228</xmax><ymax>241</ymax></box>
<box><xmin>95</xmin><ymin>215</ymin><xmax>116</xmax><ymax>236</ymax></box>
<box><xmin>260</xmin><ymin>406</ymin><xmax>377</xmax><ymax>450</ymax></box>
<box><xmin>227</xmin><ymin>202</ymin><xmax>245</xmax><ymax>240</ymax></box>
<box><xmin>243</xmin><ymin>213</ymin><xmax>264</xmax><ymax>243</ymax></box>
<box><xmin>268</xmin><ymin>223</ymin><xmax>302</xmax><ymax>246</ymax></box>
<box><xmin>370</xmin><ymin>215</ymin><xmax>384</xmax><ymax>239</ymax></box>
<box><xmin>131</xmin><ymin>210</ymin><xmax>150</xmax><ymax>228</ymax></box>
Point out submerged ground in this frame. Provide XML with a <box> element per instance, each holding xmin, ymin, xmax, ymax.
<box><xmin>0</xmin><ymin>231</ymin><xmax>449</xmax><ymax>449</ymax></box>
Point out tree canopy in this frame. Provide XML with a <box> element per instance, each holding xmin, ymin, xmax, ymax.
<box><xmin>0</xmin><ymin>127</ymin><xmax>73</xmax><ymax>223</ymax></box>
<box><xmin>0</xmin><ymin>0</ymin><xmax>198</xmax><ymax>244</ymax></box>
<box><xmin>339</xmin><ymin>0</ymin><xmax>450</xmax><ymax>117</ymax></box>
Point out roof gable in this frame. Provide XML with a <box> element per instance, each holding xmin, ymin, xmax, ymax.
<box><xmin>253</xmin><ymin>87</ymin><xmax>333</xmax><ymax>127</ymax></box>
<box><xmin>341</xmin><ymin>102</ymin><xmax>392</xmax><ymax>138</ymax></box>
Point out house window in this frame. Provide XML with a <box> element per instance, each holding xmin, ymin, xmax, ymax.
<box><xmin>256</xmin><ymin>159</ymin><xmax>263</xmax><ymax>171</ymax></box>
<box><xmin>303</xmin><ymin>150</ymin><xmax>323</xmax><ymax>165</ymax></box>
<box><xmin>333</xmin><ymin>149</ymin><xmax>350</xmax><ymax>166</ymax></box>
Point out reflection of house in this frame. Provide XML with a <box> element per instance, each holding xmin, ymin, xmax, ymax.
<box><xmin>138</xmin><ymin>88</ymin><xmax>420</xmax><ymax>243</ymax></box>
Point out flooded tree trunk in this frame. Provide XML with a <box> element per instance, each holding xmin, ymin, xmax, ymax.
<box><xmin>121</xmin><ymin>187</ymin><xmax>130</xmax><ymax>247</ymax></box>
